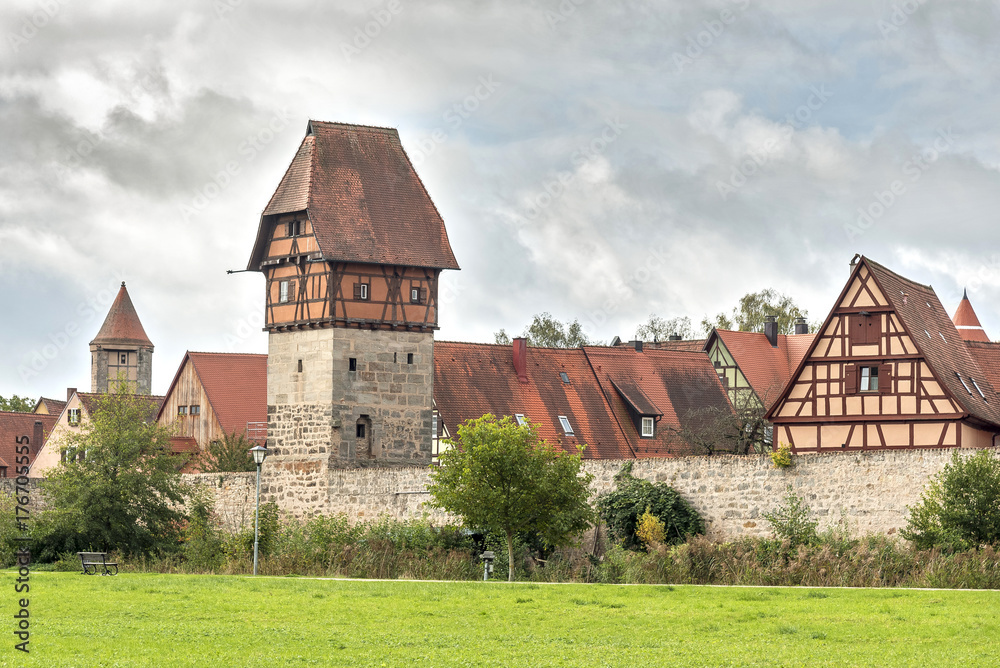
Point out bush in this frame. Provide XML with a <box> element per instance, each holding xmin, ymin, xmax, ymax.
<box><xmin>183</xmin><ymin>493</ymin><xmax>224</xmax><ymax>571</ymax></box>
<box><xmin>763</xmin><ymin>487</ymin><xmax>818</xmax><ymax>547</ymax></box>
<box><xmin>596</xmin><ymin>466</ymin><xmax>704</xmax><ymax>549</ymax></box>
<box><xmin>902</xmin><ymin>449</ymin><xmax>1000</xmax><ymax>551</ymax></box>
<box><xmin>770</xmin><ymin>442</ymin><xmax>793</xmax><ymax>468</ymax></box>
<box><xmin>635</xmin><ymin>507</ymin><xmax>665</xmax><ymax>550</ymax></box>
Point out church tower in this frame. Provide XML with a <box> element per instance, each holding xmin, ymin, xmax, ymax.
<box><xmin>247</xmin><ymin>121</ymin><xmax>460</xmax><ymax>470</ymax></box>
<box><xmin>90</xmin><ymin>282</ymin><xmax>154</xmax><ymax>394</ymax></box>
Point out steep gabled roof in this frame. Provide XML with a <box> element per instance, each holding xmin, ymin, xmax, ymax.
<box><xmin>157</xmin><ymin>352</ymin><xmax>268</xmax><ymax>436</ymax></box>
<box><xmin>77</xmin><ymin>392</ymin><xmax>165</xmax><ymax>420</ymax></box>
<box><xmin>434</xmin><ymin>342</ymin><xmax>633</xmax><ymax>459</ymax></box>
<box><xmin>953</xmin><ymin>289</ymin><xmax>990</xmax><ymax>342</ymax></box>
<box><xmin>33</xmin><ymin>397</ymin><xmax>67</xmax><ymax>416</ymax></box>
<box><xmin>90</xmin><ymin>282</ymin><xmax>153</xmax><ymax>349</ymax></box>
<box><xmin>709</xmin><ymin>330</ymin><xmax>816</xmax><ymax>405</ymax></box>
<box><xmin>864</xmin><ymin>258</ymin><xmax>1000</xmax><ymax>426</ymax></box>
<box><xmin>248</xmin><ymin>121</ymin><xmax>460</xmax><ymax>271</ymax></box>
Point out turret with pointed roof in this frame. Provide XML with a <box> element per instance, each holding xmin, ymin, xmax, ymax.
<box><xmin>90</xmin><ymin>282</ymin><xmax>154</xmax><ymax>394</ymax></box>
<box><xmin>952</xmin><ymin>289</ymin><xmax>990</xmax><ymax>342</ymax></box>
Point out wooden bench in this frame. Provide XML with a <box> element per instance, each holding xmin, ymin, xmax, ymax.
<box><xmin>78</xmin><ymin>552</ymin><xmax>118</xmax><ymax>576</ymax></box>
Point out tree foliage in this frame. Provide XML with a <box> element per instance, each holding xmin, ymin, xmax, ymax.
<box><xmin>494</xmin><ymin>312</ymin><xmax>595</xmax><ymax>348</ymax></box>
<box><xmin>902</xmin><ymin>449</ymin><xmax>1000</xmax><ymax>551</ymax></box>
<box><xmin>0</xmin><ymin>394</ymin><xmax>35</xmax><ymax>412</ymax></box>
<box><xmin>596</xmin><ymin>465</ymin><xmax>704</xmax><ymax>549</ymax></box>
<box><xmin>763</xmin><ymin>487</ymin><xmax>818</xmax><ymax>547</ymax></box>
<box><xmin>427</xmin><ymin>414</ymin><xmax>594</xmax><ymax>581</ymax></box>
<box><xmin>670</xmin><ymin>388</ymin><xmax>775</xmax><ymax>456</ymax></box>
<box><xmin>36</xmin><ymin>386</ymin><xmax>190</xmax><ymax>559</ymax></box>
<box><xmin>701</xmin><ymin>288</ymin><xmax>809</xmax><ymax>335</ymax></box>
<box><xmin>635</xmin><ymin>315</ymin><xmax>697</xmax><ymax>341</ymax></box>
<box><xmin>200</xmin><ymin>431</ymin><xmax>257</xmax><ymax>472</ymax></box>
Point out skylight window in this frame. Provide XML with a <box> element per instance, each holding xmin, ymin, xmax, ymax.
<box><xmin>956</xmin><ymin>372</ymin><xmax>972</xmax><ymax>394</ymax></box>
<box><xmin>939</xmin><ymin>332</ymin><xmax>947</xmax><ymax>342</ymax></box>
<box><xmin>559</xmin><ymin>372</ymin><xmax>570</xmax><ymax>384</ymax></box>
<box><xmin>924</xmin><ymin>329</ymin><xmax>931</xmax><ymax>338</ymax></box>
<box><xmin>514</xmin><ymin>414</ymin><xmax>527</xmax><ymax>426</ymax></box>
<box><xmin>558</xmin><ymin>415</ymin><xmax>574</xmax><ymax>435</ymax></box>
<box><xmin>971</xmin><ymin>379</ymin><xmax>987</xmax><ymax>401</ymax></box>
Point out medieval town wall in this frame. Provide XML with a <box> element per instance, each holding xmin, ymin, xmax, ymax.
<box><xmin>181</xmin><ymin>447</ymin><xmax>995</xmax><ymax>540</ymax></box>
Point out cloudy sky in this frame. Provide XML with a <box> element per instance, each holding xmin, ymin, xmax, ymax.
<box><xmin>3</xmin><ymin>0</ymin><xmax>1000</xmax><ymax>398</ymax></box>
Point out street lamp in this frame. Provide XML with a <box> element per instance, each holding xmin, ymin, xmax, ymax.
<box><xmin>480</xmin><ymin>551</ymin><xmax>495</xmax><ymax>581</ymax></box>
<box><xmin>249</xmin><ymin>444</ymin><xmax>268</xmax><ymax>576</ymax></box>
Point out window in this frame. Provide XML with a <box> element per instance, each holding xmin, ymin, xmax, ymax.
<box><xmin>845</xmin><ymin>363</ymin><xmax>891</xmax><ymax>394</ymax></box>
<box><xmin>287</xmin><ymin>220</ymin><xmax>301</xmax><ymax>237</ymax></box>
<box><xmin>514</xmin><ymin>414</ymin><xmax>527</xmax><ymax>426</ymax></box>
<box><xmin>349</xmin><ymin>358</ymin><xmax>357</xmax><ymax>372</ymax></box>
<box><xmin>119</xmin><ymin>353</ymin><xmax>128</xmax><ymax>364</ymax></box>
<box><xmin>972</xmin><ymin>379</ymin><xmax>987</xmax><ymax>401</ymax></box>
<box><xmin>353</xmin><ymin>282</ymin><xmax>370</xmax><ymax>301</ymax></box>
<box><xmin>558</xmin><ymin>415</ymin><xmax>574</xmax><ymax>435</ymax></box>
<box><xmin>432</xmin><ymin>412</ymin><xmax>438</xmax><ymax>439</ymax></box>
<box><xmin>356</xmin><ymin>423</ymin><xmax>366</xmax><ymax>438</ymax></box>
<box><xmin>956</xmin><ymin>372</ymin><xmax>972</xmax><ymax>395</ymax></box>
<box><xmin>407</xmin><ymin>353</ymin><xmax>414</xmax><ymax>365</ymax></box>
<box><xmin>859</xmin><ymin>366</ymin><xmax>879</xmax><ymax>392</ymax></box>
<box><xmin>559</xmin><ymin>372</ymin><xmax>570</xmax><ymax>384</ymax></box>
<box><xmin>190</xmin><ymin>405</ymin><xmax>200</xmax><ymax>416</ymax></box>
<box><xmin>411</xmin><ymin>287</ymin><xmax>421</xmax><ymax>303</ymax></box>
<box><xmin>849</xmin><ymin>313</ymin><xmax>880</xmax><ymax>345</ymax></box>
<box><xmin>641</xmin><ymin>417</ymin><xmax>655</xmax><ymax>438</ymax></box>
<box><xmin>178</xmin><ymin>406</ymin><xmax>188</xmax><ymax>416</ymax></box>
<box><xmin>279</xmin><ymin>280</ymin><xmax>290</xmax><ymax>303</ymax></box>
<box><xmin>297</xmin><ymin>359</ymin><xmax>303</xmax><ymax>373</ymax></box>
<box><xmin>68</xmin><ymin>408</ymin><xmax>81</xmax><ymax>426</ymax></box>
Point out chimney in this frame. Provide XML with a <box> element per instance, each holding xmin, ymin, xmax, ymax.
<box><xmin>631</xmin><ymin>339</ymin><xmax>643</xmax><ymax>352</ymax></box>
<box><xmin>513</xmin><ymin>338</ymin><xmax>529</xmax><ymax>384</ymax></box>
<box><xmin>32</xmin><ymin>420</ymin><xmax>44</xmax><ymax>457</ymax></box>
<box><xmin>67</xmin><ymin>387</ymin><xmax>77</xmax><ymax>402</ymax></box>
<box><xmin>763</xmin><ymin>315</ymin><xmax>778</xmax><ymax>348</ymax></box>
<box><xmin>667</xmin><ymin>333</ymin><xmax>682</xmax><ymax>341</ymax></box>
<box><xmin>794</xmin><ymin>317</ymin><xmax>809</xmax><ymax>335</ymax></box>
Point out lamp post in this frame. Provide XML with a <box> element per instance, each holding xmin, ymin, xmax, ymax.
<box><xmin>249</xmin><ymin>444</ymin><xmax>268</xmax><ymax>576</ymax></box>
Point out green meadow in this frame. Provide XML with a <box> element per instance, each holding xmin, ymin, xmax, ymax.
<box><xmin>2</xmin><ymin>572</ymin><xmax>998</xmax><ymax>667</ymax></box>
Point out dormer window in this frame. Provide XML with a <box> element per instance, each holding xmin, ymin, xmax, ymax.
<box><xmin>558</xmin><ymin>415</ymin><xmax>574</xmax><ymax>435</ymax></box>
<box><xmin>641</xmin><ymin>417</ymin><xmax>655</xmax><ymax>438</ymax></box>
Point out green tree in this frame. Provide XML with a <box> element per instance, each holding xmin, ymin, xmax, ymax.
<box><xmin>0</xmin><ymin>394</ymin><xmax>35</xmax><ymax>412</ymax></box>
<box><xmin>427</xmin><ymin>414</ymin><xmax>594</xmax><ymax>581</ymax></box>
<box><xmin>494</xmin><ymin>312</ymin><xmax>595</xmax><ymax>348</ymax></box>
<box><xmin>596</xmin><ymin>465</ymin><xmax>704</xmax><ymax>549</ymax></box>
<box><xmin>763</xmin><ymin>487</ymin><xmax>819</xmax><ymax>547</ymax></box>
<box><xmin>701</xmin><ymin>288</ymin><xmax>808</xmax><ymax>335</ymax></box>
<box><xmin>200</xmin><ymin>431</ymin><xmax>257</xmax><ymax>472</ymax></box>
<box><xmin>902</xmin><ymin>449</ymin><xmax>1000</xmax><ymax>551</ymax></box>
<box><xmin>36</xmin><ymin>385</ymin><xmax>190</xmax><ymax>559</ymax></box>
<box><xmin>635</xmin><ymin>315</ymin><xmax>697</xmax><ymax>341</ymax></box>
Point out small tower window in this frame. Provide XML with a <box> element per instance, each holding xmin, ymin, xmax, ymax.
<box><xmin>287</xmin><ymin>220</ymin><xmax>301</xmax><ymax>237</ymax></box>
<box><xmin>297</xmin><ymin>359</ymin><xmax>303</xmax><ymax>373</ymax></box>
<box><xmin>411</xmin><ymin>287</ymin><xmax>421</xmax><ymax>303</ymax></box>
<box><xmin>349</xmin><ymin>358</ymin><xmax>357</xmax><ymax>372</ymax></box>
<box><xmin>354</xmin><ymin>283</ymin><xmax>370</xmax><ymax>301</ymax></box>
<box><xmin>120</xmin><ymin>353</ymin><xmax>128</xmax><ymax>364</ymax></box>
<box><xmin>356</xmin><ymin>422</ymin><xmax>365</xmax><ymax>438</ymax></box>
<box><xmin>279</xmin><ymin>280</ymin><xmax>290</xmax><ymax>303</ymax></box>
<box><xmin>407</xmin><ymin>353</ymin><xmax>414</xmax><ymax>365</ymax></box>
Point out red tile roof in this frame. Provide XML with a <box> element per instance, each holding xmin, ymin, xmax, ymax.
<box><xmin>0</xmin><ymin>412</ymin><xmax>57</xmax><ymax>475</ymax></box>
<box><xmin>710</xmin><ymin>330</ymin><xmax>817</xmax><ymax>407</ymax></box>
<box><xmin>965</xmin><ymin>341</ymin><xmax>1000</xmax><ymax>400</ymax></box>
<box><xmin>33</xmin><ymin>397</ymin><xmax>67</xmax><ymax>416</ymax></box>
<box><xmin>158</xmin><ymin>352</ymin><xmax>268</xmax><ymax>436</ymax></box>
<box><xmin>434</xmin><ymin>343</ymin><xmax>632</xmax><ymax>459</ymax></box>
<box><xmin>248</xmin><ymin>121</ymin><xmax>460</xmax><ymax>271</ymax></box>
<box><xmin>952</xmin><ymin>290</ymin><xmax>990</xmax><ymax>342</ymax></box>
<box><xmin>583</xmin><ymin>347</ymin><xmax>733</xmax><ymax>457</ymax></box>
<box><xmin>434</xmin><ymin>342</ymin><xmax>734</xmax><ymax>459</ymax></box>
<box><xmin>90</xmin><ymin>283</ymin><xmax>153</xmax><ymax>348</ymax></box>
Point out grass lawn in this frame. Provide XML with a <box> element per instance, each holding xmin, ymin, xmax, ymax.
<box><xmin>1</xmin><ymin>571</ymin><xmax>998</xmax><ymax>667</ymax></box>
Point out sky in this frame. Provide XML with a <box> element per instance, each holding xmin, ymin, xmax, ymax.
<box><xmin>2</xmin><ymin>0</ymin><xmax>1000</xmax><ymax>398</ymax></box>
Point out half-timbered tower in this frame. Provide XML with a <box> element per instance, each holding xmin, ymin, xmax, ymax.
<box><xmin>247</xmin><ymin>121</ymin><xmax>460</xmax><ymax>468</ymax></box>
<box><xmin>89</xmin><ymin>282</ymin><xmax>154</xmax><ymax>395</ymax></box>
<box><xmin>767</xmin><ymin>256</ymin><xmax>1000</xmax><ymax>452</ymax></box>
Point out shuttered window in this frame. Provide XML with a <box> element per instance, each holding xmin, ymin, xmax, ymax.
<box><xmin>354</xmin><ymin>283</ymin><xmax>369</xmax><ymax>301</ymax></box>
<box><xmin>849</xmin><ymin>314</ymin><xmax>880</xmax><ymax>345</ymax></box>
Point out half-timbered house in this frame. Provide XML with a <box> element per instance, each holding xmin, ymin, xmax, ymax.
<box><xmin>247</xmin><ymin>121</ymin><xmax>460</xmax><ymax>467</ymax></box>
<box><xmin>767</xmin><ymin>256</ymin><xmax>1000</xmax><ymax>451</ymax></box>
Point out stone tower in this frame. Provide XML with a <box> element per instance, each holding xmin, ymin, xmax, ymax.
<box><xmin>90</xmin><ymin>282</ymin><xmax>154</xmax><ymax>394</ymax></box>
<box><xmin>247</xmin><ymin>121</ymin><xmax>460</xmax><ymax>472</ymax></box>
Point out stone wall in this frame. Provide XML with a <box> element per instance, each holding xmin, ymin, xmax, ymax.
<box><xmin>185</xmin><ymin>448</ymin><xmax>991</xmax><ymax>539</ymax></box>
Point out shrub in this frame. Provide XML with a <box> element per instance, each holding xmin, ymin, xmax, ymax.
<box><xmin>902</xmin><ymin>449</ymin><xmax>1000</xmax><ymax>551</ymax></box>
<box><xmin>763</xmin><ymin>487</ymin><xmax>818</xmax><ymax>547</ymax></box>
<box><xmin>770</xmin><ymin>442</ymin><xmax>793</xmax><ymax>468</ymax></box>
<box><xmin>200</xmin><ymin>431</ymin><xmax>258</xmax><ymax>473</ymax></box>
<box><xmin>183</xmin><ymin>493</ymin><xmax>224</xmax><ymax>571</ymax></box>
<box><xmin>597</xmin><ymin>467</ymin><xmax>704</xmax><ymax>549</ymax></box>
<box><xmin>635</xmin><ymin>507</ymin><xmax>665</xmax><ymax>550</ymax></box>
